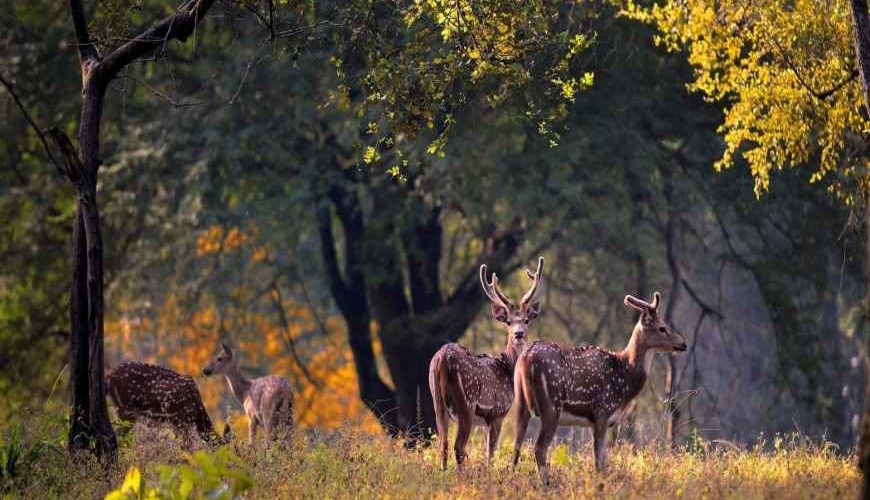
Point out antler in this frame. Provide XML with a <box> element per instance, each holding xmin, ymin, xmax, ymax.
<box><xmin>480</xmin><ymin>264</ymin><xmax>514</xmax><ymax>309</ymax></box>
<box><xmin>624</xmin><ymin>291</ymin><xmax>661</xmax><ymax>312</ymax></box>
<box><xmin>520</xmin><ymin>256</ymin><xmax>545</xmax><ymax>306</ymax></box>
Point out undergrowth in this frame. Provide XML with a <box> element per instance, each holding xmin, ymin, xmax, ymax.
<box><xmin>0</xmin><ymin>416</ymin><xmax>860</xmax><ymax>499</ymax></box>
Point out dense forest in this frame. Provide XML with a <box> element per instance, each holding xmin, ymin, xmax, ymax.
<box><xmin>1</xmin><ymin>0</ymin><xmax>868</xmax><ymax>498</ymax></box>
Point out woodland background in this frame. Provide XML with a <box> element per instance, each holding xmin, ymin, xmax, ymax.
<box><xmin>0</xmin><ymin>0</ymin><xmax>868</xmax><ymax>461</ymax></box>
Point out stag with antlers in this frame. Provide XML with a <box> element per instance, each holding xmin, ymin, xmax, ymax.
<box><xmin>513</xmin><ymin>292</ymin><xmax>686</xmax><ymax>484</ymax></box>
<box><xmin>428</xmin><ymin>257</ymin><xmax>545</xmax><ymax>470</ymax></box>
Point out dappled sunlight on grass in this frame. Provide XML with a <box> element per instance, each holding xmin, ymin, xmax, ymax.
<box><xmin>2</xmin><ymin>419</ymin><xmax>860</xmax><ymax>499</ymax></box>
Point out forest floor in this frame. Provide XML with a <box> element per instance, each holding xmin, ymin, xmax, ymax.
<box><xmin>2</xmin><ymin>421</ymin><xmax>860</xmax><ymax>499</ymax></box>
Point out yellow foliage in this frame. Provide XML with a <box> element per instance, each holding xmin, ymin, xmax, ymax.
<box><xmin>622</xmin><ymin>0</ymin><xmax>869</xmax><ymax>200</ymax></box>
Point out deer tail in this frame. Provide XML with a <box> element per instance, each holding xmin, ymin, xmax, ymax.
<box><xmin>515</xmin><ymin>353</ymin><xmax>538</xmax><ymax>416</ymax></box>
<box><xmin>428</xmin><ymin>349</ymin><xmax>450</xmax><ymax>438</ymax></box>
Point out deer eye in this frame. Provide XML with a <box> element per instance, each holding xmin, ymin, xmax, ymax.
<box><xmin>217</xmin><ymin>357</ymin><xmax>223</xmax><ymax>361</ymax></box>
<box><xmin>658</xmin><ymin>327</ymin><xmax>666</xmax><ymax>333</ymax></box>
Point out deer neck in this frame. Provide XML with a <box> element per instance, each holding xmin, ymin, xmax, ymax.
<box><xmin>502</xmin><ymin>340</ymin><xmax>525</xmax><ymax>370</ymax></box>
<box><xmin>621</xmin><ymin>324</ymin><xmax>654</xmax><ymax>375</ymax></box>
<box><xmin>223</xmin><ymin>364</ymin><xmax>252</xmax><ymax>404</ymax></box>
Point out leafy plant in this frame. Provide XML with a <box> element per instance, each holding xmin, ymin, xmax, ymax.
<box><xmin>0</xmin><ymin>424</ymin><xmax>58</xmax><ymax>490</ymax></box>
<box><xmin>105</xmin><ymin>446</ymin><xmax>253</xmax><ymax>500</ymax></box>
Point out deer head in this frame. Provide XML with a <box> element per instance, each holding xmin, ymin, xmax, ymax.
<box><xmin>623</xmin><ymin>292</ymin><xmax>687</xmax><ymax>352</ymax></box>
<box><xmin>480</xmin><ymin>257</ymin><xmax>545</xmax><ymax>353</ymax></box>
<box><xmin>202</xmin><ymin>341</ymin><xmax>238</xmax><ymax>376</ymax></box>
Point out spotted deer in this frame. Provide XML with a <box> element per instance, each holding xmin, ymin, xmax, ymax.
<box><xmin>107</xmin><ymin>361</ymin><xmax>228</xmax><ymax>444</ymax></box>
<box><xmin>203</xmin><ymin>341</ymin><xmax>294</xmax><ymax>445</ymax></box>
<box><xmin>513</xmin><ymin>292</ymin><xmax>686</xmax><ymax>483</ymax></box>
<box><xmin>428</xmin><ymin>257</ymin><xmax>544</xmax><ymax>470</ymax></box>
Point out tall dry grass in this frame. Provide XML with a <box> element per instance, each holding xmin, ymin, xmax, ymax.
<box><xmin>1</xmin><ymin>415</ymin><xmax>860</xmax><ymax>499</ymax></box>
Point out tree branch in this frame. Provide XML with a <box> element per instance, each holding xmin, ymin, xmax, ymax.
<box><xmin>47</xmin><ymin>127</ymin><xmax>85</xmax><ymax>185</ymax></box>
<box><xmin>680</xmin><ymin>277</ymin><xmax>724</xmax><ymax>319</ymax></box>
<box><xmin>269</xmin><ymin>281</ymin><xmax>321</xmax><ymax>389</ymax></box>
<box><xmin>0</xmin><ymin>72</ymin><xmax>65</xmax><ymax>176</ymax></box>
<box><xmin>68</xmin><ymin>0</ymin><xmax>98</xmax><ymax>63</ymax></box>
<box><xmin>99</xmin><ymin>0</ymin><xmax>217</xmax><ymax>84</ymax></box>
<box><xmin>771</xmin><ymin>36</ymin><xmax>858</xmax><ymax>101</ymax></box>
<box><xmin>317</xmin><ymin>203</ymin><xmax>353</xmax><ymax>313</ymax></box>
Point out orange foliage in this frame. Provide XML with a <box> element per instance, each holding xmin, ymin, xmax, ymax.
<box><xmin>195</xmin><ymin>225</ymin><xmax>249</xmax><ymax>256</ymax></box>
<box><xmin>107</xmin><ymin>224</ymin><xmax>384</xmax><ymax>435</ymax></box>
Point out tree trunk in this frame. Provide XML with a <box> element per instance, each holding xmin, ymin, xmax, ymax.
<box><xmin>379</xmin><ymin>320</ymin><xmax>441</xmax><ymax>441</ymax></box>
<box><xmin>346</xmin><ymin>316</ymin><xmax>399</xmax><ymax>432</ymax></box>
<box><xmin>59</xmin><ymin>0</ymin><xmax>218</xmax><ymax>461</ymax></box>
<box><xmin>317</xmin><ymin>192</ymin><xmax>400</xmax><ymax>432</ymax></box>
<box><xmin>79</xmin><ymin>183</ymin><xmax>116</xmax><ymax>458</ymax></box>
<box><xmin>848</xmin><ymin>1</ymin><xmax>870</xmax><ymax>497</ymax></box>
<box><xmin>862</xmin><ymin>200</ymin><xmax>870</xmax><ymax>500</ymax></box>
<box><xmin>68</xmin><ymin>207</ymin><xmax>90</xmax><ymax>451</ymax></box>
<box><xmin>61</xmin><ymin>77</ymin><xmax>118</xmax><ymax>459</ymax></box>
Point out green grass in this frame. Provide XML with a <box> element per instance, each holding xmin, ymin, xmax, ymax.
<box><xmin>1</xmin><ymin>419</ymin><xmax>860</xmax><ymax>499</ymax></box>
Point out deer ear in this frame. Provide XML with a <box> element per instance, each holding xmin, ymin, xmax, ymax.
<box><xmin>490</xmin><ymin>303</ymin><xmax>509</xmax><ymax>323</ymax></box>
<box><xmin>220</xmin><ymin>341</ymin><xmax>232</xmax><ymax>355</ymax></box>
<box><xmin>526</xmin><ymin>300</ymin><xmax>542</xmax><ymax>321</ymax></box>
<box><xmin>624</xmin><ymin>295</ymin><xmax>647</xmax><ymax>311</ymax></box>
<box><xmin>650</xmin><ymin>291</ymin><xmax>661</xmax><ymax>311</ymax></box>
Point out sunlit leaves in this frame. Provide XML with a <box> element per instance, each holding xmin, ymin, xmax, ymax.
<box><xmin>105</xmin><ymin>447</ymin><xmax>253</xmax><ymax>500</ymax></box>
<box><xmin>623</xmin><ymin>0</ymin><xmax>869</xmax><ymax>200</ymax></box>
<box><xmin>328</xmin><ymin>0</ymin><xmax>595</xmax><ymax>170</ymax></box>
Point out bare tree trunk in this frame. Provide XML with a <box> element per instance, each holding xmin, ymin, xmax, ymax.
<box><xmin>848</xmin><ymin>1</ymin><xmax>870</xmax><ymax>497</ymax></box>
<box><xmin>57</xmin><ymin>0</ymin><xmax>218</xmax><ymax>461</ymax></box>
<box><xmin>317</xmin><ymin>196</ymin><xmax>400</xmax><ymax>433</ymax></box>
<box><xmin>68</xmin><ymin>207</ymin><xmax>90</xmax><ymax>451</ymax></box>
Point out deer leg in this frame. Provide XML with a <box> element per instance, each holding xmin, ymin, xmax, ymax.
<box><xmin>454</xmin><ymin>409</ymin><xmax>473</xmax><ymax>469</ymax></box>
<box><xmin>264</xmin><ymin>420</ymin><xmax>274</xmax><ymax>444</ymax></box>
<box><xmin>534</xmin><ymin>407</ymin><xmax>559</xmax><ymax>486</ymax></box>
<box><xmin>437</xmin><ymin>416</ymin><xmax>450</xmax><ymax>471</ymax></box>
<box><xmin>248</xmin><ymin>417</ymin><xmax>259</xmax><ymax>446</ymax></box>
<box><xmin>486</xmin><ymin>419</ymin><xmax>503</xmax><ymax>465</ymax></box>
<box><xmin>592</xmin><ymin>418</ymin><xmax>609</xmax><ymax>472</ymax></box>
<box><xmin>433</xmin><ymin>399</ymin><xmax>450</xmax><ymax>471</ymax></box>
<box><xmin>513</xmin><ymin>395</ymin><xmax>531</xmax><ymax>469</ymax></box>
<box><xmin>262</xmin><ymin>408</ymin><xmax>276</xmax><ymax>445</ymax></box>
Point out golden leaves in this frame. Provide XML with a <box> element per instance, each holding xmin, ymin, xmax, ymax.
<box><xmin>623</xmin><ymin>0</ymin><xmax>869</xmax><ymax>199</ymax></box>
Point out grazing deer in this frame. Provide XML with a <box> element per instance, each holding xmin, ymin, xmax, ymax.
<box><xmin>202</xmin><ymin>341</ymin><xmax>294</xmax><ymax>445</ymax></box>
<box><xmin>107</xmin><ymin>361</ymin><xmax>228</xmax><ymax>444</ymax></box>
<box><xmin>429</xmin><ymin>257</ymin><xmax>544</xmax><ymax>470</ymax></box>
<box><xmin>513</xmin><ymin>292</ymin><xmax>686</xmax><ymax>483</ymax></box>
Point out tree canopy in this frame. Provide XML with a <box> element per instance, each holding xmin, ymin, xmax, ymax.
<box><xmin>625</xmin><ymin>0</ymin><xmax>869</xmax><ymax>200</ymax></box>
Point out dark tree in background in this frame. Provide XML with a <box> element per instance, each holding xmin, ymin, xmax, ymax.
<box><xmin>317</xmin><ymin>166</ymin><xmax>528</xmax><ymax>435</ymax></box>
